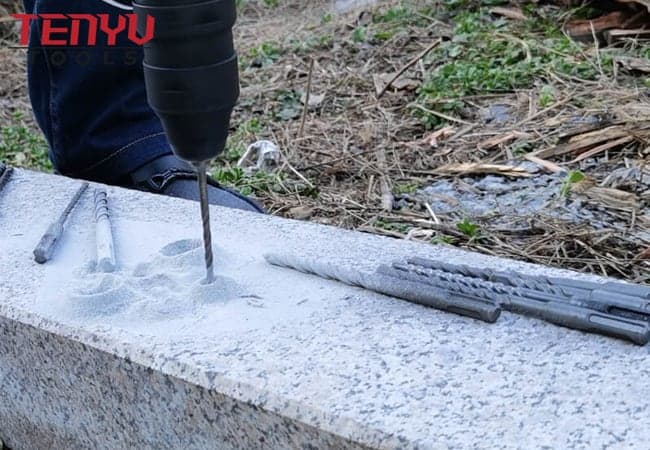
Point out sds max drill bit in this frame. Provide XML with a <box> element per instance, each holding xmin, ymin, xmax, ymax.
<box><xmin>195</xmin><ymin>162</ymin><xmax>214</xmax><ymax>283</ymax></box>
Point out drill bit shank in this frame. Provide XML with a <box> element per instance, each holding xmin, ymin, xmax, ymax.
<box><xmin>195</xmin><ymin>162</ymin><xmax>214</xmax><ymax>283</ymax></box>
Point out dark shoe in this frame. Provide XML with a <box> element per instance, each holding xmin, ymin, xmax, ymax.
<box><xmin>125</xmin><ymin>155</ymin><xmax>265</xmax><ymax>213</ymax></box>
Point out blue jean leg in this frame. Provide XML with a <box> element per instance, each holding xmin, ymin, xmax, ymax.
<box><xmin>23</xmin><ymin>0</ymin><xmax>172</xmax><ymax>183</ymax></box>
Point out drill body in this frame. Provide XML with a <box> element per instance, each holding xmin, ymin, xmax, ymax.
<box><xmin>133</xmin><ymin>0</ymin><xmax>239</xmax><ymax>163</ymax></box>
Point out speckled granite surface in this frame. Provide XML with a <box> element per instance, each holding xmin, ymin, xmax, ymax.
<box><xmin>1</xmin><ymin>170</ymin><xmax>649</xmax><ymax>449</ymax></box>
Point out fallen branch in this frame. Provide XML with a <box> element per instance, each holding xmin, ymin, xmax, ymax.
<box><xmin>435</xmin><ymin>162</ymin><xmax>532</xmax><ymax>178</ymax></box>
<box><xmin>376</xmin><ymin>38</ymin><xmax>442</xmax><ymax>99</ymax></box>
<box><xmin>604</xmin><ymin>28</ymin><xmax>650</xmax><ymax>45</ymax></box>
<box><xmin>489</xmin><ymin>6</ymin><xmax>527</xmax><ymax>21</ymax></box>
<box><xmin>523</xmin><ymin>154</ymin><xmax>565</xmax><ymax>173</ymax></box>
<box><xmin>298</xmin><ymin>58</ymin><xmax>315</xmax><ymax>139</ymax></box>
<box><xmin>570</xmin><ymin>135</ymin><xmax>635</xmax><ymax>163</ymax></box>
<box><xmin>409</xmin><ymin>103</ymin><xmax>475</xmax><ymax>126</ymax></box>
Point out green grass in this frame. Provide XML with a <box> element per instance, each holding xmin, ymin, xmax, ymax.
<box><xmin>560</xmin><ymin>170</ymin><xmax>586</xmax><ymax>197</ymax></box>
<box><xmin>431</xmin><ymin>234</ymin><xmax>455</xmax><ymax>245</ymax></box>
<box><xmin>274</xmin><ymin>90</ymin><xmax>303</xmax><ymax>121</ymax></box>
<box><xmin>290</xmin><ymin>34</ymin><xmax>333</xmax><ymax>54</ymax></box>
<box><xmin>412</xmin><ymin>7</ymin><xmax>616</xmax><ymax>127</ymax></box>
<box><xmin>374</xmin><ymin>218</ymin><xmax>410</xmax><ymax>234</ymax></box>
<box><xmin>211</xmin><ymin>166</ymin><xmax>318</xmax><ymax>198</ymax></box>
<box><xmin>538</xmin><ymin>85</ymin><xmax>555</xmax><ymax>107</ymax></box>
<box><xmin>373</xmin><ymin>30</ymin><xmax>395</xmax><ymax>42</ymax></box>
<box><xmin>393</xmin><ymin>181</ymin><xmax>422</xmax><ymax>194</ymax></box>
<box><xmin>372</xmin><ymin>5</ymin><xmax>432</xmax><ymax>27</ymax></box>
<box><xmin>236</xmin><ymin>0</ymin><xmax>280</xmax><ymax>8</ymax></box>
<box><xmin>212</xmin><ymin>117</ymin><xmax>269</xmax><ymax>195</ymax></box>
<box><xmin>352</xmin><ymin>26</ymin><xmax>366</xmax><ymax>43</ymax></box>
<box><xmin>456</xmin><ymin>218</ymin><xmax>479</xmax><ymax>237</ymax></box>
<box><xmin>242</xmin><ymin>40</ymin><xmax>283</xmax><ymax>68</ymax></box>
<box><xmin>286</xmin><ymin>1</ymin><xmax>620</xmax><ymax>129</ymax></box>
<box><xmin>0</xmin><ymin>113</ymin><xmax>51</xmax><ymax>171</ymax></box>
<box><xmin>347</xmin><ymin>5</ymin><xmax>435</xmax><ymax>45</ymax></box>
<box><xmin>211</xmin><ymin>166</ymin><xmax>279</xmax><ymax>196</ymax></box>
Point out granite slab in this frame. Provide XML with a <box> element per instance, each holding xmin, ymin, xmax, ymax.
<box><xmin>1</xmin><ymin>169</ymin><xmax>649</xmax><ymax>449</ymax></box>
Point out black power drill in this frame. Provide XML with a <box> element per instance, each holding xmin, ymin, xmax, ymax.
<box><xmin>133</xmin><ymin>0</ymin><xmax>239</xmax><ymax>282</ymax></box>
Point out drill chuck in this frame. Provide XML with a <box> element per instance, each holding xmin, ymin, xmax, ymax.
<box><xmin>133</xmin><ymin>0</ymin><xmax>240</xmax><ymax>163</ymax></box>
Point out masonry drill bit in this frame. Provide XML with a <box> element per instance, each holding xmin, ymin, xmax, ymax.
<box><xmin>394</xmin><ymin>261</ymin><xmax>650</xmax><ymax>345</ymax></box>
<box><xmin>94</xmin><ymin>188</ymin><xmax>116</xmax><ymax>273</ymax></box>
<box><xmin>34</xmin><ymin>182</ymin><xmax>88</xmax><ymax>263</ymax></box>
<box><xmin>407</xmin><ymin>257</ymin><xmax>650</xmax><ymax>322</ymax></box>
<box><xmin>264</xmin><ymin>253</ymin><xmax>500</xmax><ymax>323</ymax></box>
<box><xmin>195</xmin><ymin>161</ymin><xmax>214</xmax><ymax>283</ymax></box>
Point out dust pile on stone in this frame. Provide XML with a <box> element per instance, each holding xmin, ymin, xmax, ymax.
<box><xmin>66</xmin><ymin>239</ymin><xmax>242</xmax><ymax>320</ymax></box>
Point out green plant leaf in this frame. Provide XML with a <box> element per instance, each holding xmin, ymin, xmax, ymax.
<box><xmin>560</xmin><ymin>170</ymin><xmax>585</xmax><ymax>197</ymax></box>
<box><xmin>456</xmin><ymin>218</ymin><xmax>479</xmax><ymax>237</ymax></box>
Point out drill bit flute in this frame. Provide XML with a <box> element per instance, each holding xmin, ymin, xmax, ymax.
<box><xmin>195</xmin><ymin>162</ymin><xmax>214</xmax><ymax>283</ymax></box>
<box><xmin>266</xmin><ymin>253</ymin><xmax>650</xmax><ymax>345</ymax></box>
<box><xmin>94</xmin><ymin>188</ymin><xmax>117</xmax><ymax>273</ymax></box>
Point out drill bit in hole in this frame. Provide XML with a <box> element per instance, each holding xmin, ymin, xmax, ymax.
<box><xmin>195</xmin><ymin>161</ymin><xmax>215</xmax><ymax>284</ymax></box>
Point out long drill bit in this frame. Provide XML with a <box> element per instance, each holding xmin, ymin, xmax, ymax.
<box><xmin>392</xmin><ymin>261</ymin><xmax>650</xmax><ymax>345</ymax></box>
<box><xmin>34</xmin><ymin>182</ymin><xmax>89</xmax><ymax>263</ymax></box>
<box><xmin>265</xmin><ymin>253</ymin><xmax>649</xmax><ymax>344</ymax></box>
<box><xmin>407</xmin><ymin>257</ymin><xmax>650</xmax><ymax>323</ymax></box>
<box><xmin>195</xmin><ymin>161</ymin><xmax>214</xmax><ymax>283</ymax></box>
<box><xmin>264</xmin><ymin>253</ymin><xmax>500</xmax><ymax>323</ymax></box>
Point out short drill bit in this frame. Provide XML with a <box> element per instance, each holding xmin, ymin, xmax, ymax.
<box><xmin>94</xmin><ymin>188</ymin><xmax>117</xmax><ymax>273</ymax></box>
<box><xmin>195</xmin><ymin>161</ymin><xmax>214</xmax><ymax>283</ymax></box>
<box><xmin>34</xmin><ymin>182</ymin><xmax>89</xmax><ymax>263</ymax></box>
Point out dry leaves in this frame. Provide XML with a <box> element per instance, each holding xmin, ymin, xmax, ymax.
<box><xmin>573</xmin><ymin>180</ymin><xmax>641</xmax><ymax>212</ymax></box>
<box><xmin>523</xmin><ymin>154</ymin><xmax>565</xmax><ymax>173</ymax></box>
<box><xmin>424</xmin><ymin>126</ymin><xmax>456</xmax><ymax>148</ymax></box>
<box><xmin>288</xmin><ymin>205</ymin><xmax>314</xmax><ymax>220</ymax></box>
<box><xmin>489</xmin><ymin>6</ymin><xmax>527</xmax><ymax>21</ymax></box>
<box><xmin>615</xmin><ymin>56</ymin><xmax>650</xmax><ymax>74</ymax></box>
<box><xmin>435</xmin><ymin>163</ymin><xmax>532</xmax><ymax>178</ymax></box>
<box><xmin>373</xmin><ymin>73</ymin><xmax>420</xmax><ymax>94</ymax></box>
<box><xmin>301</xmin><ymin>92</ymin><xmax>326</xmax><ymax>107</ymax></box>
<box><xmin>478</xmin><ymin>131</ymin><xmax>529</xmax><ymax>150</ymax></box>
<box><xmin>539</xmin><ymin>122</ymin><xmax>650</xmax><ymax>160</ymax></box>
<box><xmin>565</xmin><ymin>12</ymin><xmax>630</xmax><ymax>39</ymax></box>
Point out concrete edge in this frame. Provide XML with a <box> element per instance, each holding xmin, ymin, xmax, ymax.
<box><xmin>0</xmin><ymin>302</ymin><xmax>410</xmax><ymax>448</ymax></box>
